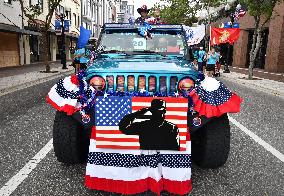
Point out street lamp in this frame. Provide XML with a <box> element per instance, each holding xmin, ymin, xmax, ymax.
<box><xmin>60</xmin><ymin>13</ymin><xmax>67</xmax><ymax>69</ymax></box>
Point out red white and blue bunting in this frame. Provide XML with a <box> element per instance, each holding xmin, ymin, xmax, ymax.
<box><xmin>189</xmin><ymin>77</ymin><xmax>242</xmax><ymax>118</ymax></box>
<box><xmin>85</xmin><ymin>128</ymin><xmax>192</xmax><ymax>195</ymax></box>
<box><xmin>46</xmin><ymin>73</ymin><xmax>242</xmax><ymax>195</ymax></box>
<box><xmin>46</xmin><ymin>73</ymin><xmax>242</xmax><ymax>119</ymax></box>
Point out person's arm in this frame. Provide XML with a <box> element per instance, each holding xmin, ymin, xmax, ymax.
<box><xmin>119</xmin><ymin>108</ymin><xmax>149</xmax><ymax>135</ymax></box>
<box><xmin>174</xmin><ymin>126</ymin><xmax>180</xmax><ymax>147</ymax></box>
<box><xmin>135</xmin><ymin>17</ymin><xmax>142</xmax><ymax>24</ymax></box>
<box><xmin>207</xmin><ymin>53</ymin><xmax>211</xmax><ymax>60</ymax></box>
<box><xmin>73</xmin><ymin>49</ymin><xmax>85</xmax><ymax>59</ymax></box>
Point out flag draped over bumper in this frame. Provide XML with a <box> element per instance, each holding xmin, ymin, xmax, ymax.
<box><xmin>85</xmin><ymin>130</ymin><xmax>192</xmax><ymax>195</ymax></box>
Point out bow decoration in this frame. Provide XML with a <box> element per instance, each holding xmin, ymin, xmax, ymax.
<box><xmin>138</xmin><ymin>22</ymin><xmax>152</xmax><ymax>39</ymax></box>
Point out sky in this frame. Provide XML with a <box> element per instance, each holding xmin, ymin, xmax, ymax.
<box><xmin>128</xmin><ymin>0</ymin><xmax>163</xmax><ymax>18</ymax></box>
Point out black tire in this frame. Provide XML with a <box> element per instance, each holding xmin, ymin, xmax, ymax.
<box><xmin>53</xmin><ymin>111</ymin><xmax>90</xmax><ymax>164</ymax></box>
<box><xmin>191</xmin><ymin>114</ymin><xmax>230</xmax><ymax>168</ymax></box>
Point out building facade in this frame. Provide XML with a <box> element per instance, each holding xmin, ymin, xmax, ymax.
<box><xmin>54</xmin><ymin>0</ymin><xmax>81</xmax><ymax>61</ymax></box>
<box><xmin>117</xmin><ymin>0</ymin><xmax>134</xmax><ymax>23</ymax></box>
<box><xmin>0</xmin><ymin>0</ymin><xmax>120</xmax><ymax>68</ymax></box>
<box><xmin>0</xmin><ymin>0</ymin><xmax>40</xmax><ymax>67</ymax></box>
<box><xmin>82</xmin><ymin>0</ymin><xmax>120</xmax><ymax>39</ymax></box>
<box><xmin>232</xmin><ymin>2</ymin><xmax>284</xmax><ymax>73</ymax></box>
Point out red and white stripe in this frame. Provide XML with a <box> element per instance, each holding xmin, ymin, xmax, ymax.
<box><xmin>95</xmin><ymin>97</ymin><xmax>188</xmax><ymax>151</ymax></box>
<box><xmin>46</xmin><ymin>76</ymin><xmax>82</xmax><ymax>115</ymax></box>
<box><xmin>85</xmin><ymin>139</ymin><xmax>192</xmax><ymax>195</ymax></box>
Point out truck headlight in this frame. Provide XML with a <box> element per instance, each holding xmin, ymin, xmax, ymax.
<box><xmin>89</xmin><ymin>76</ymin><xmax>106</xmax><ymax>91</ymax></box>
<box><xmin>178</xmin><ymin>77</ymin><xmax>195</xmax><ymax>92</ymax></box>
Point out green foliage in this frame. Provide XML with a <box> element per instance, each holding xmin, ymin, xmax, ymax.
<box><xmin>241</xmin><ymin>0</ymin><xmax>282</xmax><ymax>22</ymax></box>
<box><xmin>17</xmin><ymin>0</ymin><xmax>62</xmax><ymax>27</ymax></box>
<box><xmin>200</xmin><ymin>0</ymin><xmax>225</xmax><ymax>8</ymax></box>
<box><xmin>151</xmin><ymin>0</ymin><xmax>199</xmax><ymax>26</ymax></box>
<box><xmin>152</xmin><ymin>0</ymin><xmax>225</xmax><ymax>25</ymax></box>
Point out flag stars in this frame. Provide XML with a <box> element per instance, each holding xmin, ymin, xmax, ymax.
<box><xmin>95</xmin><ymin>97</ymin><xmax>132</xmax><ymax>126</ymax></box>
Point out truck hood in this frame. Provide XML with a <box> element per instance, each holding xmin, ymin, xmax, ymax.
<box><xmin>86</xmin><ymin>58</ymin><xmax>195</xmax><ymax>74</ymax></box>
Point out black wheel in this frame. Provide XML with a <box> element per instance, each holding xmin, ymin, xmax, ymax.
<box><xmin>191</xmin><ymin>114</ymin><xmax>230</xmax><ymax>168</ymax></box>
<box><xmin>53</xmin><ymin>111</ymin><xmax>90</xmax><ymax>164</ymax></box>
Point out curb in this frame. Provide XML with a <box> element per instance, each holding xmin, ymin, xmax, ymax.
<box><xmin>0</xmin><ymin>70</ymin><xmax>74</xmax><ymax>97</ymax></box>
<box><xmin>221</xmin><ymin>73</ymin><xmax>284</xmax><ymax>99</ymax></box>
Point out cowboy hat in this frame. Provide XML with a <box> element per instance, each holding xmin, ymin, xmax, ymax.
<box><xmin>137</xmin><ymin>5</ymin><xmax>151</xmax><ymax>14</ymax></box>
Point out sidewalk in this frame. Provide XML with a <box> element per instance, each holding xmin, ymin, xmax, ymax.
<box><xmin>221</xmin><ymin>70</ymin><xmax>284</xmax><ymax>98</ymax></box>
<box><xmin>0</xmin><ymin>62</ymin><xmax>74</xmax><ymax>96</ymax></box>
<box><xmin>0</xmin><ymin>61</ymin><xmax>71</xmax><ymax>78</ymax></box>
<box><xmin>230</xmin><ymin>66</ymin><xmax>284</xmax><ymax>83</ymax></box>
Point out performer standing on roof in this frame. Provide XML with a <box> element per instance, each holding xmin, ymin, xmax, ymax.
<box><xmin>135</xmin><ymin>5</ymin><xmax>155</xmax><ymax>24</ymax></box>
<box><xmin>153</xmin><ymin>8</ymin><xmax>165</xmax><ymax>24</ymax></box>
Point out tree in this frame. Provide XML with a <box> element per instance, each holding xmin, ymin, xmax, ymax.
<box><xmin>18</xmin><ymin>0</ymin><xmax>63</xmax><ymax>72</ymax></box>
<box><xmin>241</xmin><ymin>0</ymin><xmax>283</xmax><ymax>79</ymax></box>
<box><xmin>151</xmin><ymin>0</ymin><xmax>199</xmax><ymax>26</ymax></box>
<box><xmin>197</xmin><ymin>0</ymin><xmax>226</xmax><ymax>24</ymax></box>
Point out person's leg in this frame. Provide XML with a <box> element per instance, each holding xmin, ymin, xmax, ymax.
<box><xmin>75</xmin><ymin>63</ymin><xmax>80</xmax><ymax>74</ymax></box>
<box><xmin>198</xmin><ymin>62</ymin><xmax>203</xmax><ymax>72</ymax></box>
<box><xmin>206</xmin><ymin>64</ymin><xmax>214</xmax><ymax>77</ymax></box>
<box><xmin>206</xmin><ymin>64</ymin><xmax>210</xmax><ymax>77</ymax></box>
<box><xmin>203</xmin><ymin>61</ymin><xmax>206</xmax><ymax>73</ymax></box>
<box><xmin>80</xmin><ymin>63</ymin><xmax>87</xmax><ymax>71</ymax></box>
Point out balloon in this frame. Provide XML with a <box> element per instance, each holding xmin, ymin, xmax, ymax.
<box><xmin>233</xmin><ymin>23</ymin><xmax>240</xmax><ymax>28</ymax></box>
<box><xmin>77</xmin><ymin>26</ymin><xmax>92</xmax><ymax>49</ymax></box>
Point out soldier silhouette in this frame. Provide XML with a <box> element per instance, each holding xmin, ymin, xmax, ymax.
<box><xmin>119</xmin><ymin>99</ymin><xmax>180</xmax><ymax>150</ymax></box>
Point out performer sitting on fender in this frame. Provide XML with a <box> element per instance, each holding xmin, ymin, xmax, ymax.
<box><xmin>119</xmin><ymin>99</ymin><xmax>180</xmax><ymax>150</ymax></box>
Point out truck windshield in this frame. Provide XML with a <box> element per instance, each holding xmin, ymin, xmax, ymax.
<box><xmin>97</xmin><ymin>29</ymin><xmax>186</xmax><ymax>56</ymax></box>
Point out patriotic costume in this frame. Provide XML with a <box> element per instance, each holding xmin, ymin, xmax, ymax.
<box><xmin>189</xmin><ymin>77</ymin><xmax>242</xmax><ymax>118</ymax></box>
<box><xmin>46</xmin><ymin>73</ymin><xmax>241</xmax><ymax>195</ymax></box>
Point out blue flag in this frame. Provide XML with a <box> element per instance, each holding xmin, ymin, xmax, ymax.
<box><xmin>77</xmin><ymin>26</ymin><xmax>92</xmax><ymax>49</ymax></box>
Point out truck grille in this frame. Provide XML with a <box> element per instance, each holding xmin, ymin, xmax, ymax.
<box><xmin>105</xmin><ymin>75</ymin><xmax>179</xmax><ymax>94</ymax></box>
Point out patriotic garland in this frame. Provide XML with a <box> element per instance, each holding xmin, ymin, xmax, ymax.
<box><xmin>138</xmin><ymin>22</ymin><xmax>152</xmax><ymax>39</ymax></box>
<box><xmin>47</xmin><ymin>70</ymin><xmax>241</xmax><ymax>122</ymax></box>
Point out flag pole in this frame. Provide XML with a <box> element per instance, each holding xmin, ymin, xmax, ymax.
<box><xmin>209</xmin><ymin>25</ymin><xmax>211</xmax><ymax>51</ymax></box>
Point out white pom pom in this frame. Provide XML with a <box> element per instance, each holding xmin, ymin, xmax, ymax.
<box><xmin>200</xmin><ymin>77</ymin><xmax>220</xmax><ymax>92</ymax></box>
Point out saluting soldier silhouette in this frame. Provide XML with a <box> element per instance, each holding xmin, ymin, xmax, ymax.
<box><xmin>119</xmin><ymin>99</ymin><xmax>180</xmax><ymax>150</ymax></box>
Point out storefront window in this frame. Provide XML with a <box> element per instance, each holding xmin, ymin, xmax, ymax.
<box><xmin>29</xmin><ymin>35</ymin><xmax>39</xmax><ymax>62</ymax></box>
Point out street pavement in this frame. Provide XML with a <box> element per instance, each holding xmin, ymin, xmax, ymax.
<box><xmin>0</xmin><ymin>69</ymin><xmax>283</xmax><ymax>196</ymax></box>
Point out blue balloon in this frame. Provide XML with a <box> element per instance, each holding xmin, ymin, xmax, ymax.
<box><xmin>224</xmin><ymin>22</ymin><xmax>231</xmax><ymax>28</ymax></box>
<box><xmin>77</xmin><ymin>26</ymin><xmax>92</xmax><ymax>49</ymax></box>
<box><xmin>233</xmin><ymin>23</ymin><xmax>240</xmax><ymax>28</ymax></box>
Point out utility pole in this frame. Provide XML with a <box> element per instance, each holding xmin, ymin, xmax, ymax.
<box><xmin>61</xmin><ymin>13</ymin><xmax>67</xmax><ymax>69</ymax></box>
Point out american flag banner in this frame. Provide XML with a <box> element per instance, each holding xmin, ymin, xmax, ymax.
<box><xmin>86</xmin><ymin>101</ymin><xmax>192</xmax><ymax>196</ymax></box>
<box><xmin>94</xmin><ymin>96</ymin><xmax>188</xmax><ymax>151</ymax></box>
<box><xmin>234</xmin><ymin>9</ymin><xmax>247</xmax><ymax>20</ymax></box>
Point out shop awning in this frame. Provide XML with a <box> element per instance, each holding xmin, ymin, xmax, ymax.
<box><xmin>0</xmin><ymin>24</ymin><xmax>40</xmax><ymax>35</ymax></box>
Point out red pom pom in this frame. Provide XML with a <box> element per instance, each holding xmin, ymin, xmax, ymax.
<box><xmin>71</xmin><ymin>74</ymin><xmax>79</xmax><ymax>85</ymax></box>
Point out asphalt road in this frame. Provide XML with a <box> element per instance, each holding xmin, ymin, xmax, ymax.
<box><xmin>0</xmin><ymin>77</ymin><xmax>283</xmax><ymax>196</ymax></box>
